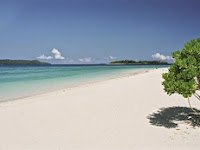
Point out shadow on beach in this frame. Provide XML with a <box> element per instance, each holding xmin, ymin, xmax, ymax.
<box><xmin>147</xmin><ymin>107</ymin><xmax>200</xmax><ymax>128</ymax></box>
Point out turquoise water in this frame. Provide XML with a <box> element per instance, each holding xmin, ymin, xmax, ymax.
<box><xmin>0</xmin><ymin>65</ymin><xmax>169</xmax><ymax>101</ymax></box>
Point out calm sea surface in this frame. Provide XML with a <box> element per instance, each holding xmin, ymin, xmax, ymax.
<box><xmin>0</xmin><ymin>65</ymin><xmax>169</xmax><ymax>101</ymax></box>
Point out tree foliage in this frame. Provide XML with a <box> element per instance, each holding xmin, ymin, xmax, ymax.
<box><xmin>162</xmin><ymin>38</ymin><xmax>200</xmax><ymax>98</ymax></box>
<box><xmin>110</xmin><ymin>60</ymin><xmax>169</xmax><ymax>65</ymax></box>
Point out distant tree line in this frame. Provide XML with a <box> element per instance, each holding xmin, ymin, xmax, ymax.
<box><xmin>0</xmin><ymin>59</ymin><xmax>51</xmax><ymax>66</ymax></box>
<box><xmin>110</xmin><ymin>60</ymin><xmax>169</xmax><ymax>65</ymax></box>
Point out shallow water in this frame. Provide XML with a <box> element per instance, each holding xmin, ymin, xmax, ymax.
<box><xmin>0</xmin><ymin>65</ymin><xmax>169</xmax><ymax>101</ymax></box>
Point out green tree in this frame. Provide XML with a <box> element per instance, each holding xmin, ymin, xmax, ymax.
<box><xmin>162</xmin><ymin>38</ymin><xmax>200</xmax><ymax>114</ymax></box>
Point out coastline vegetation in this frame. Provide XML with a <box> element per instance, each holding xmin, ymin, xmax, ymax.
<box><xmin>162</xmin><ymin>38</ymin><xmax>200</xmax><ymax>115</ymax></box>
<box><xmin>110</xmin><ymin>60</ymin><xmax>169</xmax><ymax>65</ymax></box>
<box><xmin>0</xmin><ymin>59</ymin><xmax>51</xmax><ymax>66</ymax></box>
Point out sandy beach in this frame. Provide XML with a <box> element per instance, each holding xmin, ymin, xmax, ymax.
<box><xmin>0</xmin><ymin>68</ymin><xmax>200</xmax><ymax>150</ymax></box>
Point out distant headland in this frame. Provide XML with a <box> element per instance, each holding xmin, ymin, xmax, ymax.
<box><xmin>0</xmin><ymin>59</ymin><xmax>51</xmax><ymax>66</ymax></box>
<box><xmin>0</xmin><ymin>59</ymin><xmax>170</xmax><ymax>66</ymax></box>
<box><xmin>110</xmin><ymin>60</ymin><xmax>169</xmax><ymax>65</ymax></box>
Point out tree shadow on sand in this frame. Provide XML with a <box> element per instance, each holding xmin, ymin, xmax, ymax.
<box><xmin>147</xmin><ymin>107</ymin><xmax>200</xmax><ymax>128</ymax></box>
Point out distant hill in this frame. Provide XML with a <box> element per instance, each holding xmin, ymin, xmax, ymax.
<box><xmin>0</xmin><ymin>59</ymin><xmax>51</xmax><ymax>66</ymax></box>
<box><xmin>110</xmin><ymin>60</ymin><xmax>169</xmax><ymax>65</ymax></box>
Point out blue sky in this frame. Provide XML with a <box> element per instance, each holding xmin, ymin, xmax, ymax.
<box><xmin>0</xmin><ymin>0</ymin><xmax>200</xmax><ymax>64</ymax></box>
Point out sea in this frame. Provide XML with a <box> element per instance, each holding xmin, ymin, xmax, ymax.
<box><xmin>0</xmin><ymin>65</ymin><xmax>169</xmax><ymax>102</ymax></box>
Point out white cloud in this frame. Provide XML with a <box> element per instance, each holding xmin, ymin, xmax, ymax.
<box><xmin>109</xmin><ymin>56</ymin><xmax>117</xmax><ymax>60</ymax></box>
<box><xmin>78</xmin><ymin>57</ymin><xmax>92</xmax><ymax>63</ymax></box>
<box><xmin>152</xmin><ymin>53</ymin><xmax>172</xmax><ymax>60</ymax></box>
<box><xmin>65</xmin><ymin>58</ymin><xmax>75</xmax><ymax>63</ymax></box>
<box><xmin>105</xmin><ymin>56</ymin><xmax>117</xmax><ymax>60</ymax></box>
<box><xmin>52</xmin><ymin>48</ymin><xmax>65</xmax><ymax>60</ymax></box>
<box><xmin>37</xmin><ymin>54</ymin><xmax>53</xmax><ymax>60</ymax></box>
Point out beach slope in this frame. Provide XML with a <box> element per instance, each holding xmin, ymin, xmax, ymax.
<box><xmin>0</xmin><ymin>68</ymin><xmax>199</xmax><ymax>150</ymax></box>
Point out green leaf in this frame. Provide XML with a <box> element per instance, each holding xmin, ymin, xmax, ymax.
<box><xmin>162</xmin><ymin>38</ymin><xmax>200</xmax><ymax>98</ymax></box>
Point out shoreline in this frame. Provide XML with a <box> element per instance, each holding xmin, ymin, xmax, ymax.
<box><xmin>0</xmin><ymin>68</ymin><xmax>157</xmax><ymax>105</ymax></box>
<box><xmin>0</xmin><ymin>67</ymin><xmax>200</xmax><ymax>149</ymax></box>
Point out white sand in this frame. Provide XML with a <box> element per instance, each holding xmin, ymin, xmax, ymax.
<box><xmin>0</xmin><ymin>68</ymin><xmax>200</xmax><ymax>150</ymax></box>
